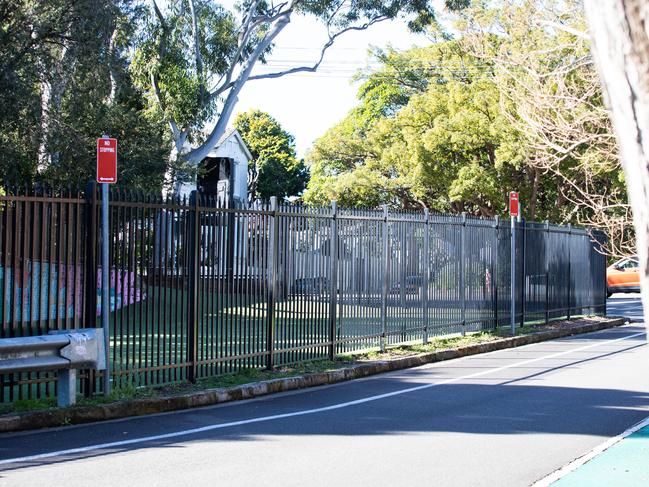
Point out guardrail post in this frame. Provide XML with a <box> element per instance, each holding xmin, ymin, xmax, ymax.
<box><xmin>57</xmin><ymin>369</ymin><xmax>77</xmax><ymax>407</ymax></box>
<box><xmin>328</xmin><ymin>201</ymin><xmax>338</xmax><ymax>360</ymax></box>
<box><xmin>380</xmin><ymin>205</ymin><xmax>389</xmax><ymax>352</ymax></box>
<box><xmin>493</xmin><ymin>215</ymin><xmax>499</xmax><ymax>330</ymax></box>
<box><xmin>266</xmin><ymin>196</ymin><xmax>279</xmax><ymax>369</ymax></box>
<box><xmin>423</xmin><ymin>209</ymin><xmax>430</xmax><ymax>344</ymax></box>
<box><xmin>187</xmin><ymin>191</ymin><xmax>200</xmax><ymax>382</ymax></box>
<box><xmin>460</xmin><ymin>213</ymin><xmax>466</xmax><ymax>336</ymax></box>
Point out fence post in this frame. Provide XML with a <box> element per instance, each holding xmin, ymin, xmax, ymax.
<box><xmin>225</xmin><ymin>176</ymin><xmax>236</xmax><ymax>287</ymax></box>
<box><xmin>460</xmin><ymin>213</ymin><xmax>466</xmax><ymax>336</ymax></box>
<box><xmin>520</xmin><ymin>220</ymin><xmax>526</xmax><ymax>327</ymax></box>
<box><xmin>380</xmin><ymin>205</ymin><xmax>389</xmax><ymax>352</ymax></box>
<box><xmin>545</xmin><ymin>220</ymin><xmax>550</xmax><ymax>325</ymax></box>
<box><xmin>266</xmin><ymin>196</ymin><xmax>279</xmax><ymax>369</ymax></box>
<box><xmin>328</xmin><ymin>201</ymin><xmax>338</xmax><ymax>361</ymax></box>
<box><xmin>599</xmin><ymin>231</ymin><xmax>607</xmax><ymax>317</ymax></box>
<box><xmin>492</xmin><ymin>215</ymin><xmax>499</xmax><ymax>330</ymax></box>
<box><xmin>510</xmin><ymin>215</ymin><xmax>516</xmax><ymax>335</ymax></box>
<box><xmin>423</xmin><ymin>208</ymin><xmax>430</xmax><ymax>344</ymax></box>
<box><xmin>187</xmin><ymin>191</ymin><xmax>200</xmax><ymax>382</ymax></box>
<box><xmin>84</xmin><ymin>181</ymin><xmax>98</xmax><ymax>395</ymax></box>
<box><xmin>567</xmin><ymin>223</ymin><xmax>572</xmax><ymax>320</ymax></box>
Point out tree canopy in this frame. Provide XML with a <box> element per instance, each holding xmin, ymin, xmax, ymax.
<box><xmin>303</xmin><ymin>0</ymin><xmax>629</xmax><ymax>253</ymax></box>
<box><xmin>130</xmin><ymin>0</ymin><xmax>468</xmax><ymax>187</ymax></box>
<box><xmin>234</xmin><ymin>110</ymin><xmax>309</xmax><ymax>202</ymax></box>
<box><xmin>304</xmin><ymin>41</ymin><xmax>530</xmax><ymax>216</ymax></box>
<box><xmin>0</xmin><ymin>0</ymin><xmax>168</xmax><ymax>190</ymax></box>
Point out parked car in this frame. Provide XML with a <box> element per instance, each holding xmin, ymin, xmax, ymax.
<box><xmin>390</xmin><ymin>275</ymin><xmax>424</xmax><ymax>295</ymax></box>
<box><xmin>606</xmin><ymin>256</ymin><xmax>640</xmax><ymax>297</ymax></box>
<box><xmin>293</xmin><ymin>277</ymin><xmax>329</xmax><ymax>294</ymax></box>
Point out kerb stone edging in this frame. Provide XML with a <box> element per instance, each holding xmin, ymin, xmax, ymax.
<box><xmin>0</xmin><ymin>318</ymin><xmax>626</xmax><ymax>434</ymax></box>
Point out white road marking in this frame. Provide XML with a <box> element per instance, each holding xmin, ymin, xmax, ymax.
<box><xmin>1</xmin><ymin>330</ymin><xmax>645</xmax><ymax>467</ymax></box>
<box><xmin>531</xmin><ymin>413</ymin><xmax>649</xmax><ymax>486</ymax></box>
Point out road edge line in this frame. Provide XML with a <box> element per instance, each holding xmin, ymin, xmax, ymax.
<box><xmin>0</xmin><ymin>318</ymin><xmax>629</xmax><ymax>434</ymax></box>
<box><xmin>0</xmin><ymin>328</ymin><xmax>645</xmax><ymax>466</ymax></box>
<box><xmin>531</xmin><ymin>414</ymin><xmax>649</xmax><ymax>486</ymax></box>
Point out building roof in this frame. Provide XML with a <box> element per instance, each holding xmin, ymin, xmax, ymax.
<box><xmin>207</xmin><ymin>128</ymin><xmax>253</xmax><ymax>161</ymax></box>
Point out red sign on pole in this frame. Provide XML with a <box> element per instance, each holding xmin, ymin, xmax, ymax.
<box><xmin>97</xmin><ymin>137</ymin><xmax>117</xmax><ymax>183</ymax></box>
<box><xmin>509</xmin><ymin>191</ymin><xmax>519</xmax><ymax>217</ymax></box>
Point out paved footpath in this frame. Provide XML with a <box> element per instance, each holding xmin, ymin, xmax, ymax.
<box><xmin>0</xmin><ymin>325</ymin><xmax>647</xmax><ymax>487</ymax></box>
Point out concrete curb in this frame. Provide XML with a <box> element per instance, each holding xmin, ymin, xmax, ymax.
<box><xmin>0</xmin><ymin>318</ymin><xmax>626</xmax><ymax>433</ymax></box>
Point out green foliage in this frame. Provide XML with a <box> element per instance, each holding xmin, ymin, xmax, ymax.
<box><xmin>0</xmin><ymin>0</ymin><xmax>168</xmax><ymax>190</ymax></box>
<box><xmin>131</xmin><ymin>0</ymin><xmax>237</xmax><ymax>131</ymax></box>
<box><xmin>234</xmin><ymin>110</ymin><xmax>309</xmax><ymax>201</ymax></box>
<box><xmin>454</xmin><ymin>0</ymin><xmax>629</xmax><ymax>245</ymax></box>
<box><xmin>304</xmin><ymin>40</ymin><xmax>527</xmax><ymax>215</ymax></box>
<box><xmin>130</xmin><ymin>0</ymin><xmax>462</xmax><ymax>171</ymax></box>
<box><xmin>305</xmin><ymin>5</ymin><xmax>625</xmax><ymax>231</ymax></box>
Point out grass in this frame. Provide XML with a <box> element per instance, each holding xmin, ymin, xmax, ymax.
<box><xmin>0</xmin><ymin>397</ymin><xmax>56</xmax><ymax>415</ymax></box>
<box><xmin>355</xmin><ymin>331</ymin><xmax>503</xmax><ymax>360</ymax></box>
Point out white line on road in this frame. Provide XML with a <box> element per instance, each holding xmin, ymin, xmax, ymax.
<box><xmin>1</xmin><ymin>330</ymin><xmax>645</xmax><ymax>467</ymax></box>
<box><xmin>531</xmin><ymin>414</ymin><xmax>649</xmax><ymax>486</ymax></box>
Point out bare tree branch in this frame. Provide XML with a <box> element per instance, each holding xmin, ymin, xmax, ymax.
<box><xmin>185</xmin><ymin>7</ymin><xmax>294</xmax><ymax>164</ymax></box>
<box><xmin>537</xmin><ymin>20</ymin><xmax>590</xmax><ymax>40</ymax></box>
<box><xmin>245</xmin><ymin>16</ymin><xmax>390</xmax><ymax>83</ymax></box>
<box><xmin>188</xmin><ymin>0</ymin><xmax>204</xmax><ymax>77</ymax></box>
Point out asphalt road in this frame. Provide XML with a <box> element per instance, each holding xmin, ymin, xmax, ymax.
<box><xmin>607</xmin><ymin>293</ymin><xmax>645</xmax><ymax>322</ymax></box>
<box><xmin>1</xmin><ymin>324</ymin><xmax>648</xmax><ymax>487</ymax></box>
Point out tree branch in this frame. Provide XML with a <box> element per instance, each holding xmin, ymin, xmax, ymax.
<box><xmin>537</xmin><ymin>20</ymin><xmax>590</xmax><ymax>40</ymax></box>
<box><xmin>245</xmin><ymin>16</ymin><xmax>390</xmax><ymax>83</ymax></box>
<box><xmin>186</xmin><ymin>7</ymin><xmax>294</xmax><ymax>164</ymax></box>
<box><xmin>149</xmin><ymin>0</ymin><xmax>180</xmax><ymax>141</ymax></box>
<box><xmin>188</xmin><ymin>0</ymin><xmax>203</xmax><ymax>80</ymax></box>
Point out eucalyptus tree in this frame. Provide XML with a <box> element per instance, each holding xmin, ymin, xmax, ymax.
<box><xmin>0</xmin><ymin>0</ymin><xmax>168</xmax><ymax>190</ymax></box>
<box><xmin>584</xmin><ymin>0</ymin><xmax>649</xmax><ymax>326</ymax></box>
<box><xmin>458</xmin><ymin>0</ymin><xmax>630</xmax><ymax>254</ymax></box>
<box><xmin>130</xmin><ymin>0</ymin><xmax>469</xmax><ymax>188</ymax></box>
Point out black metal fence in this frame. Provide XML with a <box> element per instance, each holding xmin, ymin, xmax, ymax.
<box><xmin>0</xmin><ymin>185</ymin><xmax>607</xmax><ymax>402</ymax></box>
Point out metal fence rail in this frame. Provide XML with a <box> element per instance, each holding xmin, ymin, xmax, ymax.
<box><xmin>0</xmin><ymin>185</ymin><xmax>607</xmax><ymax>402</ymax></box>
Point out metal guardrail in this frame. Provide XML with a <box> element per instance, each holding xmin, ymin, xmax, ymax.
<box><xmin>0</xmin><ymin>329</ymin><xmax>105</xmax><ymax>407</ymax></box>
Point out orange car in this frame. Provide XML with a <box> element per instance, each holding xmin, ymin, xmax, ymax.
<box><xmin>607</xmin><ymin>256</ymin><xmax>641</xmax><ymax>296</ymax></box>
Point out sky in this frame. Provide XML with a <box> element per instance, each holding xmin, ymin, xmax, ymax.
<box><xmin>220</xmin><ymin>3</ymin><xmax>437</xmax><ymax>158</ymax></box>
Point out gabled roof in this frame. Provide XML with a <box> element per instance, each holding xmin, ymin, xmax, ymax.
<box><xmin>207</xmin><ymin>128</ymin><xmax>253</xmax><ymax>161</ymax></box>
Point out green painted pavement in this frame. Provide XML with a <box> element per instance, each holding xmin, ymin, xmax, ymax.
<box><xmin>553</xmin><ymin>424</ymin><xmax>649</xmax><ymax>486</ymax></box>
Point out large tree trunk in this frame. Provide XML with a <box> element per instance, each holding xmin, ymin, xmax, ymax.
<box><xmin>584</xmin><ymin>0</ymin><xmax>649</xmax><ymax>327</ymax></box>
<box><xmin>36</xmin><ymin>37</ymin><xmax>75</xmax><ymax>175</ymax></box>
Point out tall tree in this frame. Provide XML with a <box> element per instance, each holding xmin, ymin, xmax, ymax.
<box><xmin>583</xmin><ymin>0</ymin><xmax>649</xmax><ymax>325</ymax></box>
<box><xmin>458</xmin><ymin>0</ymin><xmax>630</xmax><ymax>255</ymax></box>
<box><xmin>0</xmin><ymin>1</ymin><xmax>168</xmax><ymax>190</ymax></box>
<box><xmin>304</xmin><ymin>41</ymin><xmax>529</xmax><ymax>214</ymax></box>
<box><xmin>130</xmin><ymin>0</ymin><xmax>469</xmax><ymax>189</ymax></box>
<box><xmin>234</xmin><ymin>110</ymin><xmax>308</xmax><ymax>202</ymax></box>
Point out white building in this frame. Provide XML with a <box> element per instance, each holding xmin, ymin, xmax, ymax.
<box><xmin>176</xmin><ymin>129</ymin><xmax>252</xmax><ymax>205</ymax></box>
